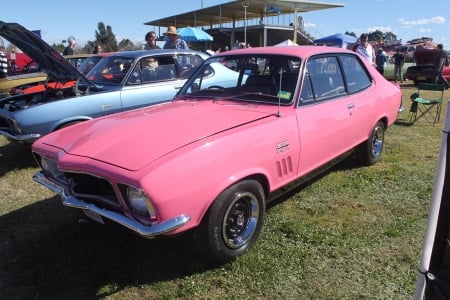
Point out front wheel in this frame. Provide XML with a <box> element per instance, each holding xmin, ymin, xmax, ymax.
<box><xmin>356</xmin><ymin>121</ymin><xmax>385</xmax><ymax>166</ymax></box>
<box><xmin>195</xmin><ymin>179</ymin><xmax>265</xmax><ymax>262</ymax></box>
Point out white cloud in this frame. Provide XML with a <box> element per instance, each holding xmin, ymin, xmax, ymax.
<box><xmin>399</xmin><ymin>16</ymin><xmax>445</xmax><ymax>26</ymax></box>
<box><xmin>304</xmin><ymin>22</ymin><xmax>316</xmax><ymax>29</ymax></box>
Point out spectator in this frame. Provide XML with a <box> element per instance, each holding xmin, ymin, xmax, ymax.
<box><xmin>434</xmin><ymin>44</ymin><xmax>450</xmax><ymax>88</ymax></box>
<box><xmin>63</xmin><ymin>36</ymin><xmax>76</xmax><ymax>55</ymax></box>
<box><xmin>392</xmin><ymin>48</ymin><xmax>404</xmax><ymax>83</ymax></box>
<box><xmin>144</xmin><ymin>31</ymin><xmax>160</xmax><ymax>50</ymax></box>
<box><xmin>163</xmin><ymin>26</ymin><xmax>189</xmax><ymax>50</ymax></box>
<box><xmin>375</xmin><ymin>49</ymin><xmax>388</xmax><ymax>75</ymax></box>
<box><xmin>354</xmin><ymin>34</ymin><xmax>375</xmax><ymax>65</ymax></box>
<box><xmin>93</xmin><ymin>45</ymin><xmax>102</xmax><ymax>54</ymax></box>
<box><xmin>0</xmin><ymin>38</ymin><xmax>7</xmax><ymax>78</ymax></box>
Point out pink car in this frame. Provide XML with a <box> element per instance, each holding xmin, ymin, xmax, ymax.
<box><xmin>32</xmin><ymin>46</ymin><xmax>402</xmax><ymax>262</ymax></box>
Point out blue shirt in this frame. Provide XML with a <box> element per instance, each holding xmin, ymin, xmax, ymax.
<box><xmin>163</xmin><ymin>39</ymin><xmax>189</xmax><ymax>50</ymax></box>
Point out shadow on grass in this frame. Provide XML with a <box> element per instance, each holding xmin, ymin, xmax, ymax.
<box><xmin>267</xmin><ymin>156</ymin><xmax>361</xmax><ymax>209</ymax></box>
<box><xmin>0</xmin><ymin>195</ymin><xmax>219</xmax><ymax>299</ymax></box>
<box><xmin>0</xmin><ymin>141</ymin><xmax>36</xmax><ymax>176</ymax></box>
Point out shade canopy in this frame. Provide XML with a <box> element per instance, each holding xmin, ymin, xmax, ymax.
<box><xmin>178</xmin><ymin>27</ymin><xmax>213</xmax><ymax>42</ymax></box>
<box><xmin>274</xmin><ymin>39</ymin><xmax>298</xmax><ymax>46</ymax></box>
<box><xmin>313</xmin><ymin>33</ymin><xmax>357</xmax><ymax>48</ymax></box>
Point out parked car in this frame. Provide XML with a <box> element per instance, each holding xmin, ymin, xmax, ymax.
<box><xmin>32</xmin><ymin>46</ymin><xmax>402</xmax><ymax>262</ymax></box>
<box><xmin>0</xmin><ymin>21</ymin><xmax>213</xmax><ymax>145</ymax></box>
<box><xmin>8</xmin><ymin>52</ymin><xmax>114</xmax><ymax>96</ymax></box>
<box><xmin>0</xmin><ymin>71</ymin><xmax>47</xmax><ymax>96</ymax></box>
<box><xmin>383</xmin><ymin>61</ymin><xmax>413</xmax><ymax>81</ymax></box>
<box><xmin>77</xmin><ymin>52</ymin><xmax>114</xmax><ymax>75</ymax></box>
<box><xmin>405</xmin><ymin>47</ymin><xmax>450</xmax><ymax>84</ymax></box>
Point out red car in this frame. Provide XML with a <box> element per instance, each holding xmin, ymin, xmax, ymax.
<box><xmin>405</xmin><ymin>47</ymin><xmax>450</xmax><ymax>84</ymax></box>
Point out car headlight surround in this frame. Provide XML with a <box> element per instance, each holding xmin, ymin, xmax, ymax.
<box><xmin>126</xmin><ymin>186</ymin><xmax>156</xmax><ymax>220</ymax></box>
<box><xmin>40</xmin><ymin>156</ymin><xmax>66</xmax><ymax>181</ymax></box>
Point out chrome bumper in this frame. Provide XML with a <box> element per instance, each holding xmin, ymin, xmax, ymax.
<box><xmin>0</xmin><ymin>129</ymin><xmax>40</xmax><ymax>143</ymax></box>
<box><xmin>33</xmin><ymin>171</ymin><xmax>191</xmax><ymax>238</ymax></box>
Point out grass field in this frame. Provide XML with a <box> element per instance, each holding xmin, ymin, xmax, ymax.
<box><xmin>0</xmin><ymin>82</ymin><xmax>448</xmax><ymax>299</ymax></box>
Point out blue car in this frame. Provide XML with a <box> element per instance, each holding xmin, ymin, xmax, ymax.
<box><xmin>0</xmin><ymin>21</ymin><xmax>214</xmax><ymax>145</ymax></box>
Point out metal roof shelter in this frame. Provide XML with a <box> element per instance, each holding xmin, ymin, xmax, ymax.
<box><xmin>144</xmin><ymin>0</ymin><xmax>344</xmax><ymax>48</ymax></box>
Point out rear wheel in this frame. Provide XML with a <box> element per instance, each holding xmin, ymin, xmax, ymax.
<box><xmin>195</xmin><ymin>179</ymin><xmax>265</xmax><ymax>262</ymax></box>
<box><xmin>356</xmin><ymin>121</ymin><xmax>385</xmax><ymax>166</ymax></box>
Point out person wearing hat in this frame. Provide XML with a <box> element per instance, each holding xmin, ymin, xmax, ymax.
<box><xmin>63</xmin><ymin>36</ymin><xmax>76</xmax><ymax>55</ymax></box>
<box><xmin>163</xmin><ymin>26</ymin><xmax>189</xmax><ymax>50</ymax></box>
<box><xmin>0</xmin><ymin>37</ymin><xmax>7</xmax><ymax>78</ymax></box>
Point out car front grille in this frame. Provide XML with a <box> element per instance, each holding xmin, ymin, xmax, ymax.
<box><xmin>63</xmin><ymin>172</ymin><xmax>121</xmax><ymax>208</ymax></box>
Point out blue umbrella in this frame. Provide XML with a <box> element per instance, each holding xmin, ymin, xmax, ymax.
<box><xmin>177</xmin><ymin>27</ymin><xmax>213</xmax><ymax>42</ymax></box>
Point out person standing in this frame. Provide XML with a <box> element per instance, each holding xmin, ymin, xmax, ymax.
<box><xmin>392</xmin><ymin>48</ymin><xmax>405</xmax><ymax>83</ymax></box>
<box><xmin>434</xmin><ymin>44</ymin><xmax>450</xmax><ymax>88</ymax></box>
<box><xmin>375</xmin><ymin>48</ymin><xmax>388</xmax><ymax>75</ymax></box>
<box><xmin>63</xmin><ymin>36</ymin><xmax>76</xmax><ymax>55</ymax></box>
<box><xmin>144</xmin><ymin>31</ymin><xmax>160</xmax><ymax>50</ymax></box>
<box><xmin>162</xmin><ymin>26</ymin><xmax>189</xmax><ymax>50</ymax></box>
<box><xmin>354</xmin><ymin>34</ymin><xmax>375</xmax><ymax>65</ymax></box>
<box><xmin>0</xmin><ymin>38</ymin><xmax>8</xmax><ymax>78</ymax></box>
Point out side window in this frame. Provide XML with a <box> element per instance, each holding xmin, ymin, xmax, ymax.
<box><xmin>340</xmin><ymin>55</ymin><xmax>372</xmax><ymax>93</ymax></box>
<box><xmin>131</xmin><ymin>55</ymin><xmax>176</xmax><ymax>84</ymax></box>
<box><xmin>299</xmin><ymin>73</ymin><xmax>314</xmax><ymax>103</ymax></box>
<box><xmin>305</xmin><ymin>56</ymin><xmax>346</xmax><ymax>101</ymax></box>
<box><xmin>177</xmin><ymin>54</ymin><xmax>204</xmax><ymax>79</ymax></box>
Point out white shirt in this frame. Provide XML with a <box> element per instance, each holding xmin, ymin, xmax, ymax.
<box><xmin>356</xmin><ymin>43</ymin><xmax>375</xmax><ymax>64</ymax></box>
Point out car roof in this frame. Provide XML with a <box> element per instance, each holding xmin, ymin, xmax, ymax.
<box><xmin>220</xmin><ymin>45</ymin><xmax>354</xmax><ymax>58</ymax></box>
<box><xmin>112</xmin><ymin>49</ymin><xmax>209</xmax><ymax>59</ymax></box>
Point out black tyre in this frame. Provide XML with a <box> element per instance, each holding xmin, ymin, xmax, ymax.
<box><xmin>356</xmin><ymin>121</ymin><xmax>385</xmax><ymax>166</ymax></box>
<box><xmin>195</xmin><ymin>179</ymin><xmax>265</xmax><ymax>262</ymax></box>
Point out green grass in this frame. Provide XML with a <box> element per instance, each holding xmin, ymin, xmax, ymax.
<box><xmin>0</xmin><ymin>82</ymin><xmax>448</xmax><ymax>299</ymax></box>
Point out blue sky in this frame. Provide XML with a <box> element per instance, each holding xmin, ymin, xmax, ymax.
<box><xmin>1</xmin><ymin>0</ymin><xmax>448</xmax><ymax>49</ymax></box>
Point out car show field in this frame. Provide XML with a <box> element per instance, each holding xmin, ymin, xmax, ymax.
<box><xmin>0</xmin><ymin>82</ymin><xmax>446</xmax><ymax>298</ymax></box>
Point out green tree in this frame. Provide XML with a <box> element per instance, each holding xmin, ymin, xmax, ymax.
<box><xmin>94</xmin><ymin>22</ymin><xmax>118</xmax><ymax>52</ymax></box>
<box><xmin>118</xmin><ymin>39</ymin><xmax>135</xmax><ymax>51</ymax></box>
<box><xmin>51</xmin><ymin>43</ymin><xmax>65</xmax><ymax>54</ymax></box>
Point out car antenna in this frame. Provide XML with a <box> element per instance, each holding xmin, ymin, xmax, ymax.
<box><xmin>276</xmin><ymin>67</ymin><xmax>283</xmax><ymax>117</ymax></box>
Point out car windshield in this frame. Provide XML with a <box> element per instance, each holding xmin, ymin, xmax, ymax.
<box><xmin>78</xmin><ymin>56</ymin><xmax>103</xmax><ymax>75</ymax></box>
<box><xmin>86</xmin><ymin>56</ymin><xmax>134</xmax><ymax>85</ymax></box>
<box><xmin>177</xmin><ymin>54</ymin><xmax>301</xmax><ymax>105</ymax></box>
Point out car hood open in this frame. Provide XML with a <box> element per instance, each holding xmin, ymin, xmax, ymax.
<box><xmin>0</xmin><ymin>21</ymin><xmax>92</xmax><ymax>86</ymax></box>
<box><xmin>38</xmin><ymin>100</ymin><xmax>275</xmax><ymax>171</ymax></box>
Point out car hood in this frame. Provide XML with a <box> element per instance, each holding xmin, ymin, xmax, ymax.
<box><xmin>0</xmin><ymin>21</ymin><xmax>92</xmax><ymax>86</ymax></box>
<box><xmin>39</xmin><ymin>100</ymin><xmax>275</xmax><ymax>171</ymax></box>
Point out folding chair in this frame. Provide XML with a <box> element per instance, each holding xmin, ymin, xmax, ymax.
<box><xmin>408</xmin><ymin>83</ymin><xmax>445</xmax><ymax>126</ymax></box>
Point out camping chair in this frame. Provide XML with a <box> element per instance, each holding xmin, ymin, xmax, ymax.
<box><xmin>408</xmin><ymin>83</ymin><xmax>445</xmax><ymax>126</ymax></box>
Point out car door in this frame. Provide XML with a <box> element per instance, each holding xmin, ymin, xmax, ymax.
<box><xmin>295</xmin><ymin>55</ymin><xmax>354</xmax><ymax>176</ymax></box>
<box><xmin>119</xmin><ymin>55</ymin><xmax>183</xmax><ymax>110</ymax></box>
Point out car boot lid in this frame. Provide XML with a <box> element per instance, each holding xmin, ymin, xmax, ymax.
<box><xmin>38</xmin><ymin>101</ymin><xmax>274</xmax><ymax>171</ymax></box>
<box><xmin>0</xmin><ymin>21</ymin><xmax>93</xmax><ymax>86</ymax></box>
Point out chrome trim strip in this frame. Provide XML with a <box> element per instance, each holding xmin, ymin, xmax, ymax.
<box><xmin>33</xmin><ymin>171</ymin><xmax>191</xmax><ymax>238</ymax></box>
